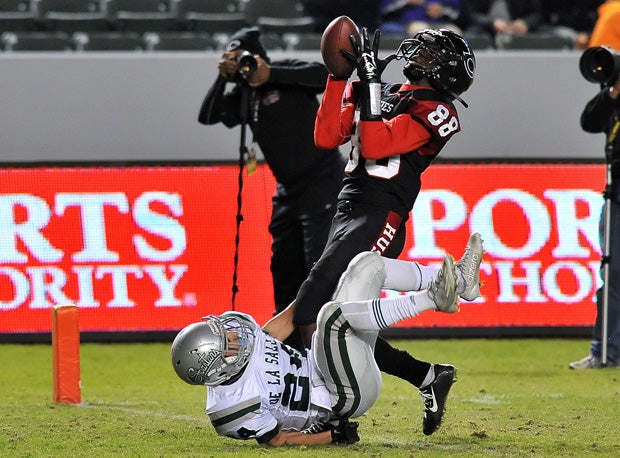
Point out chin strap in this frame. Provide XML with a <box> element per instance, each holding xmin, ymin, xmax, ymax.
<box><xmin>452</xmin><ymin>92</ymin><xmax>469</xmax><ymax>108</ymax></box>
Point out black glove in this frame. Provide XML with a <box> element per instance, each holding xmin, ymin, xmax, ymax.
<box><xmin>341</xmin><ymin>28</ymin><xmax>396</xmax><ymax>83</ymax></box>
<box><xmin>341</xmin><ymin>28</ymin><xmax>396</xmax><ymax>121</ymax></box>
<box><xmin>330</xmin><ymin>418</ymin><xmax>360</xmax><ymax>445</ymax></box>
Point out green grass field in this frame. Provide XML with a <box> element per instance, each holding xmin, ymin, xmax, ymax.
<box><xmin>2</xmin><ymin>338</ymin><xmax>619</xmax><ymax>457</ymax></box>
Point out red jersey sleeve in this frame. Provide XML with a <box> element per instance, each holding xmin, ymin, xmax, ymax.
<box><xmin>359</xmin><ymin>114</ymin><xmax>431</xmax><ymax>160</ymax></box>
<box><xmin>359</xmin><ymin>96</ymin><xmax>459</xmax><ymax>160</ymax></box>
<box><xmin>314</xmin><ymin>76</ymin><xmax>355</xmax><ymax>149</ymax></box>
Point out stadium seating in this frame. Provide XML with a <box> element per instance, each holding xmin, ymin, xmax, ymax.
<box><xmin>72</xmin><ymin>31</ymin><xmax>144</xmax><ymax>51</ymax></box>
<box><xmin>106</xmin><ymin>0</ymin><xmax>176</xmax><ymax>32</ymax></box>
<box><xmin>0</xmin><ymin>2</ymin><xmax>588</xmax><ymax>53</ymax></box>
<box><xmin>0</xmin><ymin>0</ymin><xmax>37</xmax><ymax>32</ymax></box>
<box><xmin>142</xmin><ymin>31</ymin><xmax>215</xmax><ymax>51</ymax></box>
<box><xmin>243</xmin><ymin>0</ymin><xmax>315</xmax><ymax>34</ymax></box>
<box><xmin>496</xmin><ymin>33</ymin><xmax>573</xmax><ymax>51</ymax></box>
<box><xmin>37</xmin><ymin>0</ymin><xmax>109</xmax><ymax>33</ymax></box>
<box><xmin>379</xmin><ymin>34</ymin><xmax>407</xmax><ymax>53</ymax></box>
<box><xmin>463</xmin><ymin>33</ymin><xmax>495</xmax><ymax>50</ymax></box>
<box><xmin>284</xmin><ymin>32</ymin><xmax>321</xmax><ymax>51</ymax></box>
<box><xmin>175</xmin><ymin>0</ymin><xmax>246</xmax><ymax>33</ymax></box>
<box><xmin>1</xmin><ymin>30</ymin><xmax>72</xmax><ymax>51</ymax></box>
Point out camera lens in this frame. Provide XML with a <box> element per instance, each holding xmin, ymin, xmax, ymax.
<box><xmin>580</xmin><ymin>46</ymin><xmax>620</xmax><ymax>84</ymax></box>
<box><xmin>237</xmin><ymin>51</ymin><xmax>258</xmax><ymax>79</ymax></box>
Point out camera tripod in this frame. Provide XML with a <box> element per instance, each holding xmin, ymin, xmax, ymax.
<box><xmin>600</xmin><ymin>158</ymin><xmax>612</xmax><ymax>366</ymax></box>
<box><xmin>231</xmin><ymin>84</ymin><xmax>254</xmax><ymax>309</ymax></box>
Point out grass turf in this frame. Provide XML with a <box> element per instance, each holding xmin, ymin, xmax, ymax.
<box><xmin>1</xmin><ymin>338</ymin><xmax>619</xmax><ymax>457</ymax></box>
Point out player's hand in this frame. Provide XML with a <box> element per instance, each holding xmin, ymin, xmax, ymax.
<box><xmin>341</xmin><ymin>28</ymin><xmax>380</xmax><ymax>83</ymax></box>
<box><xmin>330</xmin><ymin>418</ymin><xmax>360</xmax><ymax>444</ymax></box>
<box><xmin>341</xmin><ymin>28</ymin><xmax>388</xmax><ymax>120</ymax></box>
<box><xmin>341</xmin><ymin>28</ymin><xmax>396</xmax><ymax>82</ymax></box>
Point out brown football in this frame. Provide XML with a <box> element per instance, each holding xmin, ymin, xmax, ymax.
<box><xmin>320</xmin><ymin>15</ymin><xmax>359</xmax><ymax>78</ymax></box>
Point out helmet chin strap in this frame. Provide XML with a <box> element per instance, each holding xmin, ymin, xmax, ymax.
<box><xmin>452</xmin><ymin>92</ymin><xmax>468</xmax><ymax>108</ymax></box>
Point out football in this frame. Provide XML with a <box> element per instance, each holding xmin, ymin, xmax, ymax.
<box><xmin>320</xmin><ymin>15</ymin><xmax>359</xmax><ymax>79</ymax></box>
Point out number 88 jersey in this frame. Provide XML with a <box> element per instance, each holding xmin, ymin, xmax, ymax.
<box><xmin>315</xmin><ymin>78</ymin><xmax>461</xmax><ymax>218</ymax></box>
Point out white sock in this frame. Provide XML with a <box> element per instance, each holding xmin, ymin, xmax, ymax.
<box><xmin>382</xmin><ymin>257</ymin><xmax>440</xmax><ymax>291</ymax></box>
<box><xmin>338</xmin><ymin>292</ymin><xmax>437</xmax><ymax>332</ymax></box>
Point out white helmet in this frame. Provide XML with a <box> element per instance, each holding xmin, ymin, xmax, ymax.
<box><xmin>171</xmin><ymin>313</ymin><xmax>255</xmax><ymax>386</ymax></box>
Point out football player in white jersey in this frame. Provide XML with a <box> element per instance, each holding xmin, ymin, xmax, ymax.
<box><xmin>172</xmin><ymin>247</ymin><xmax>479</xmax><ymax>446</ymax></box>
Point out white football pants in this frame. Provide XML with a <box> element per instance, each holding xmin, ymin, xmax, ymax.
<box><xmin>312</xmin><ymin>251</ymin><xmax>385</xmax><ymax>419</ymax></box>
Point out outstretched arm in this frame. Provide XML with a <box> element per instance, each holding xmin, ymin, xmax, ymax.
<box><xmin>265</xmin><ymin>419</ymin><xmax>360</xmax><ymax>446</ymax></box>
<box><xmin>314</xmin><ymin>76</ymin><xmax>355</xmax><ymax>149</ymax></box>
<box><xmin>267</xmin><ymin>429</ymin><xmax>332</xmax><ymax>446</ymax></box>
<box><xmin>262</xmin><ymin>300</ymin><xmax>296</xmax><ymax>342</ymax></box>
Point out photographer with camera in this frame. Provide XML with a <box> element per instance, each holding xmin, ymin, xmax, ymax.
<box><xmin>571</xmin><ymin>36</ymin><xmax>620</xmax><ymax>369</ymax></box>
<box><xmin>198</xmin><ymin>27</ymin><xmax>346</xmax><ymax>349</ymax></box>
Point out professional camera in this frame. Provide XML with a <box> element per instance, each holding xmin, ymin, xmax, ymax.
<box><xmin>236</xmin><ymin>51</ymin><xmax>258</xmax><ymax>79</ymax></box>
<box><xmin>579</xmin><ymin>46</ymin><xmax>620</xmax><ymax>85</ymax></box>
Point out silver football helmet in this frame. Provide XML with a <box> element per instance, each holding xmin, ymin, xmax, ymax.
<box><xmin>171</xmin><ymin>313</ymin><xmax>255</xmax><ymax>386</ymax></box>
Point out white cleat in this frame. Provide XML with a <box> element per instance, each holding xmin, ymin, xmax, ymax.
<box><xmin>428</xmin><ymin>255</ymin><xmax>459</xmax><ymax>313</ymax></box>
<box><xmin>456</xmin><ymin>233</ymin><xmax>484</xmax><ymax>301</ymax></box>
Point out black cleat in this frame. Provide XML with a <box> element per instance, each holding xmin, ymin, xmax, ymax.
<box><xmin>419</xmin><ymin>364</ymin><xmax>457</xmax><ymax>435</ymax></box>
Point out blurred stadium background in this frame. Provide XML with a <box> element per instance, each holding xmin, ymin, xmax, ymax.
<box><xmin>0</xmin><ymin>0</ymin><xmax>609</xmax><ymax>343</ymax></box>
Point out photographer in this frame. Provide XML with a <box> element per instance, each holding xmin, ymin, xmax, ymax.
<box><xmin>571</xmin><ymin>47</ymin><xmax>620</xmax><ymax>369</ymax></box>
<box><xmin>198</xmin><ymin>27</ymin><xmax>346</xmax><ymax>349</ymax></box>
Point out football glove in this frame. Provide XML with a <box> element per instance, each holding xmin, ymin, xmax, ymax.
<box><xmin>341</xmin><ymin>28</ymin><xmax>396</xmax><ymax>83</ymax></box>
<box><xmin>341</xmin><ymin>28</ymin><xmax>395</xmax><ymax>121</ymax></box>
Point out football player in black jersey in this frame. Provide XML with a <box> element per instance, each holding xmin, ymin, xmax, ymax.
<box><xmin>287</xmin><ymin>28</ymin><xmax>479</xmax><ymax>435</ymax></box>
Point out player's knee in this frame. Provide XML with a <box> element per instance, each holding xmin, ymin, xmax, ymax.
<box><xmin>349</xmin><ymin>250</ymin><xmax>381</xmax><ymax>269</ymax></box>
<box><xmin>348</xmin><ymin>251</ymin><xmax>385</xmax><ymax>279</ymax></box>
<box><xmin>316</xmin><ymin>300</ymin><xmax>341</xmax><ymax>327</ymax></box>
<box><xmin>333</xmin><ymin>251</ymin><xmax>386</xmax><ymax>301</ymax></box>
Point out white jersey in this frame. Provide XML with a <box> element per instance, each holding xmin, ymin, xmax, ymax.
<box><xmin>206</xmin><ymin>312</ymin><xmax>332</xmax><ymax>441</ymax></box>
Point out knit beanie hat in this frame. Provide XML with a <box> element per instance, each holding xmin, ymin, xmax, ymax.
<box><xmin>226</xmin><ymin>27</ymin><xmax>268</xmax><ymax>60</ymax></box>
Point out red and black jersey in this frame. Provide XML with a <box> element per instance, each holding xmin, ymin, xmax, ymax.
<box><xmin>315</xmin><ymin>76</ymin><xmax>460</xmax><ymax>218</ymax></box>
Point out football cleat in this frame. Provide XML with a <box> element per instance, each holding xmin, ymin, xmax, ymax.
<box><xmin>456</xmin><ymin>232</ymin><xmax>484</xmax><ymax>301</ymax></box>
<box><xmin>420</xmin><ymin>364</ymin><xmax>457</xmax><ymax>435</ymax></box>
<box><xmin>427</xmin><ymin>255</ymin><xmax>459</xmax><ymax>313</ymax></box>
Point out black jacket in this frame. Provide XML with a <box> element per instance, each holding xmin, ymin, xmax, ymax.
<box><xmin>198</xmin><ymin>59</ymin><xmax>344</xmax><ymax>196</ymax></box>
<box><xmin>581</xmin><ymin>87</ymin><xmax>620</xmax><ymax>180</ymax></box>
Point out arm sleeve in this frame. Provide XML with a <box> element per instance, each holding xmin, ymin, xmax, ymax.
<box><xmin>268</xmin><ymin>60</ymin><xmax>330</xmax><ymax>93</ymax></box>
<box><xmin>197</xmin><ymin>75</ymin><xmax>242</xmax><ymax>127</ymax></box>
<box><xmin>581</xmin><ymin>89</ymin><xmax>616</xmax><ymax>134</ymax></box>
<box><xmin>314</xmin><ymin>76</ymin><xmax>356</xmax><ymax>149</ymax></box>
<box><xmin>359</xmin><ymin>114</ymin><xmax>432</xmax><ymax>160</ymax></box>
